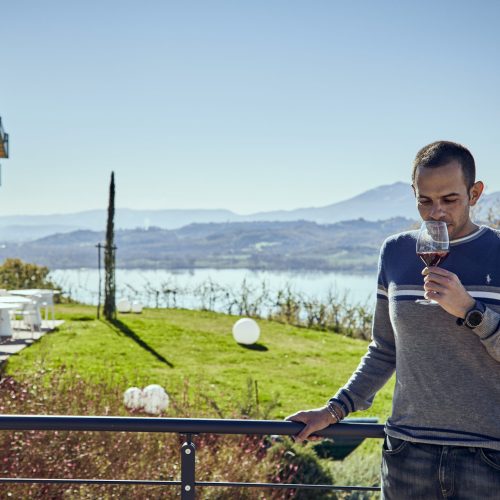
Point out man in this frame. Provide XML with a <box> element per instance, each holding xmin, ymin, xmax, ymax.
<box><xmin>286</xmin><ymin>141</ymin><xmax>500</xmax><ymax>499</ymax></box>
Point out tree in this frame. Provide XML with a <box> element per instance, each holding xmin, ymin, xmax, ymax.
<box><xmin>103</xmin><ymin>172</ymin><xmax>116</xmax><ymax>320</ymax></box>
<box><xmin>0</xmin><ymin>258</ymin><xmax>58</xmax><ymax>292</ymax></box>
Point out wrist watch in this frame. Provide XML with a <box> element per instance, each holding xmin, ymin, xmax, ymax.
<box><xmin>457</xmin><ymin>301</ymin><xmax>485</xmax><ymax>329</ymax></box>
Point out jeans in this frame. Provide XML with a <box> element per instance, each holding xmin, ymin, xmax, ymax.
<box><xmin>381</xmin><ymin>435</ymin><xmax>500</xmax><ymax>499</ymax></box>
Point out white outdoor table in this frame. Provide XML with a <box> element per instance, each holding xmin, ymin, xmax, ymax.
<box><xmin>0</xmin><ymin>296</ymin><xmax>42</xmax><ymax>330</ymax></box>
<box><xmin>9</xmin><ymin>290</ymin><xmax>58</xmax><ymax>325</ymax></box>
<box><xmin>0</xmin><ymin>296</ymin><xmax>33</xmax><ymax>304</ymax></box>
<box><xmin>9</xmin><ymin>289</ymin><xmax>47</xmax><ymax>296</ymax></box>
<box><xmin>0</xmin><ymin>303</ymin><xmax>23</xmax><ymax>337</ymax></box>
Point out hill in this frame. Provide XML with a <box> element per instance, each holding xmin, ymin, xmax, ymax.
<box><xmin>0</xmin><ymin>217</ymin><xmax>415</xmax><ymax>271</ymax></box>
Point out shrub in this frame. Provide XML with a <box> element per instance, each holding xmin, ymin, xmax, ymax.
<box><xmin>0</xmin><ymin>374</ymin><xmax>335</xmax><ymax>499</ymax></box>
<box><xmin>265</xmin><ymin>438</ymin><xmax>337</xmax><ymax>499</ymax></box>
<box><xmin>0</xmin><ymin>258</ymin><xmax>60</xmax><ymax>296</ymax></box>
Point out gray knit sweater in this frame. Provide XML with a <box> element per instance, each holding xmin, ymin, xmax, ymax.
<box><xmin>333</xmin><ymin>226</ymin><xmax>500</xmax><ymax>450</ymax></box>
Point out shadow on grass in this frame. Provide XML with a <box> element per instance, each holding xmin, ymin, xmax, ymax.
<box><xmin>239</xmin><ymin>343</ymin><xmax>268</xmax><ymax>352</ymax></box>
<box><xmin>107</xmin><ymin>318</ymin><xmax>174</xmax><ymax>368</ymax></box>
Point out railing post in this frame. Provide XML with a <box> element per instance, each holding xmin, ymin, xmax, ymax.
<box><xmin>181</xmin><ymin>434</ymin><xmax>195</xmax><ymax>499</ymax></box>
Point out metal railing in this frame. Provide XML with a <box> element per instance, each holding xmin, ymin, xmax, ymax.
<box><xmin>0</xmin><ymin>415</ymin><xmax>385</xmax><ymax>498</ymax></box>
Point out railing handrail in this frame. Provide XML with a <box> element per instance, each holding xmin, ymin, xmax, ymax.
<box><xmin>0</xmin><ymin>415</ymin><xmax>385</xmax><ymax>497</ymax></box>
<box><xmin>0</xmin><ymin>414</ymin><xmax>385</xmax><ymax>437</ymax></box>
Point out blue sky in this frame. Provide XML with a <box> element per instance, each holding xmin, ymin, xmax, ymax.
<box><xmin>1</xmin><ymin>1</ymin><xmax>499</xmax><ymax>215</ymax></box>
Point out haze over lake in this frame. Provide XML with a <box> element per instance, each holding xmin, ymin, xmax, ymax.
<box><xmin>50</xmin><ymin>268</ymin><xmax>377</xmax><ymax>311</ymax></box>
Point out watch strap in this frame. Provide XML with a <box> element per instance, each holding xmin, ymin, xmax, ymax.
<box><xmin>456</xmin><ymin>301</ymin><xmax>485</xmax><ymax>328</ymax></box>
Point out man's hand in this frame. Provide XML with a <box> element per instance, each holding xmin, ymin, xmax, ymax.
<box><xmin>285</xmin><ymin>407</ymin><xmax>337</xmax><ymax>443</ymax></box>
<box><xmin>422</xmin><ymin>266</ymin><xmax>475</xmax><ymax>318</ymax></box>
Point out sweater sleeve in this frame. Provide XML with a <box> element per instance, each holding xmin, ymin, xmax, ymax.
<box><xmin>332</xmin><ymin>241</ymin><xmax>397</xmax><ymax>413</ymax></box>
<box><xmin>472</xmin><ymin>304</ymin><xmax>500</xmax><ymax>362</ymax></box>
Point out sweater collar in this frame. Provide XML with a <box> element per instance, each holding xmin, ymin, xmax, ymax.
<box><xmin>450</xmin><ymin>225</ymin><xmax>487</xmax><ymax>246</ymax></box>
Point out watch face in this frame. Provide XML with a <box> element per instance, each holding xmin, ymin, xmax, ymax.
<box><xmin>466</xmin><ymin>310</ymin><xmax>483</xmax><ymax>328</ymax></box>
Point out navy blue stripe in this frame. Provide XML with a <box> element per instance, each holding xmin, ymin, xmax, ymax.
<box><xmin>393</xmin><ymin>295</ymin><xmax>423</xmax><ymax>302</ymax></box>
<box><xmin>340</xmin><ymin>401</ymin><xmax>350</xmax><ymax>417</ymax></box>
<box><xmin>330</xmin><ymin>398</ymin><xmax>350</xmax><ymax>417</ymax></box>
<box><xmin>340</xmin><ymin>390</ymin><xmax>356</xmax><ymax>413</ymax></box>
<box><xmin>387</xmin><ymin>423</ymin><xmax>499</xmax><ymax>442</ymax></box>
<box><xmin>381</xmin><ymin>287</ymin><xmax>500</xmax><ymax>306</ymax></box>
<box><xmin>390</xmin><ymin>295</ymin><xmax>500</xmax><ymax>305</ymax></box>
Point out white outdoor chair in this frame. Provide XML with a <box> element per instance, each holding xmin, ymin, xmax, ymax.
<box><xmin>11</xmin><ymin>301</ymin><xmax>42</xmax><ymax>338</ymax></box>
<box><xmin>39</xmin><ymin>290</ymin><xmax>58</xmax><ymax>328</ymax></box>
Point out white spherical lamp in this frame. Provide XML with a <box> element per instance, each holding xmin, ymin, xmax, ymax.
<box><xmin>131</xmin><ymin>302</ymin><xmax>143</xmax><ymax>314</ymax></box>
<box><xmin>142</xmin><ymin>384</ymin><xmax>169</xmax><ymax>415</ymax></box>
<box><xmin>123</xmin><ymin>387</ymin><xmax>143</xmax><ymax>410</ymax></box>
<box><xmin>232</xmin><ymin>318</ymin><xmax>260</xmax><ymax>345</ymax></box>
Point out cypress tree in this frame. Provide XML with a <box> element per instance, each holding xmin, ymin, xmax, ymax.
<box><xmin>104</xmin><ymin>172</ymin><xmax>116</xmax><ymax>320</ymax></box>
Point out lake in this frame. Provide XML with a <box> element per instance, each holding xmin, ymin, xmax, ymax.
<box><xmin>49</xmin><ymin>268</ymin><xmax>377</xmax><ymax>311</ymax></box>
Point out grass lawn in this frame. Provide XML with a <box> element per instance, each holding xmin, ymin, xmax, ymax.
<box><xmin>4</xmin><ymin>304</ymin><xmax>394</xmax><ymax>422</ymax></box>
<box><xmin>3</xmin><ymin>304</ymin><xmax>395</xmax><ymax>495</ymax></box>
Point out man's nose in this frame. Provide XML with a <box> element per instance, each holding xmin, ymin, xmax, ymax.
<box><xmin>429</xmin><ymin>203</ymin><xmax>445</xmax><ymax>220</ymax></box>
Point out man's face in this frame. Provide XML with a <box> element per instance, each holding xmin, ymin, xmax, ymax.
<box><xmin>413</xmin><ymin>160</ymin><xmax>482</xmax><ymax>240</ymax></box>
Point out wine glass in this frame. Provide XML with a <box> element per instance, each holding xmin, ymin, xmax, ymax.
<box><xmin>415</xmin><ymin>220</ymin><xmax>450</xmax><ymax>305</ymax></box>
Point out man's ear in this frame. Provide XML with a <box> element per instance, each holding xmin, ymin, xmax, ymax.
<box><xmin>411</xmin><ymin>184</ymin><xmax>416</xmax><ymax>197</ymax></box>
<box><xmin>469</xmin><ymin>181</ymin><xmax>484</xmax><ymax>206</ymax></box>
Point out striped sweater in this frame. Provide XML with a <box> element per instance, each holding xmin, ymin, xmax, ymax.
<box><xmin>333</xmin><ymin>225</ymin><xmax>500</xmax><ymax>450</ymax></box>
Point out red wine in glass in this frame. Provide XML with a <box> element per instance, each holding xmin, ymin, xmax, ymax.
<box><xmin>417</xmin><ymin>251</ymin><xmax>449</xmax><ymax>267</ymax></box>
<box><xmin>415</xmin><ymin>221</ymin><xmax>450</xmax><ymax>305</ymax></box>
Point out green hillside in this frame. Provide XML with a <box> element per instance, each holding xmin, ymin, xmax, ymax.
<box><xmin>4</xmin><ymin>304</ymin><xmax>394</xmax><ymax>420</ymax></box>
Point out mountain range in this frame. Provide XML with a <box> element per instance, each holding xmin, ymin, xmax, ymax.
<box><xmin>1</xmin><ymin>182</ymin><xmax>498</xmax><ymax>242</ymax></box>
<box><xmin>0</xmin><ymin>218</ymin><xmax>415</xmax><ymax>271</ymax></box>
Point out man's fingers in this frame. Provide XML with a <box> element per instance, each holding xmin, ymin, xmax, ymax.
<box><xmin>286</xmin><ymin>415</ymin><xmax>317</xmax><ymax>442</ymax></box>
<box><xmin>424</xmin><ymin>274</ymin><xmax>454</xmax><ymax>288</ymax></box>
<box><xmin>423</xmin><ymin>266</ymin><xmax>456</xmax><ymax>279</ymax></box>
<box><xmin>425</xmin><ymin>265</ymin><xmax>449</xmax><ymax>275</ymax></box>
<box><xmin>304</xmin><ymin>434</ymin><xmax>323</xmax><ymax>441</ymax></box>
<box><xmin>285</xmin><ymin>407</ymin><xmax>336</xmax><ymax>443</ymax></box>
<box><xmin>424</xmin><ymin>290</ymin><xmax>440</xmax><ymax>300</ymax></box>
<box><xmin>424</xmin><ymin>281</ymin><xmax>445</xmax><ymax>293</ymax></box>
<box><xmin>294</xmin><ymin>424</ymin><xmax>315</xmax><ymax>443</ymax></box>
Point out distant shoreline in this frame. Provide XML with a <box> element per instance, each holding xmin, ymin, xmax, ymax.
<box><xmin>51</xmin><ymin>265</ymin><xmax>378</xmax><ymax>275</ymax></box>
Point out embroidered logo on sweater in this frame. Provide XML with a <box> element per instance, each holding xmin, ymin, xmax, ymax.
<box><xmin>486</xmin><ymin>274</ymin><xmax>492</xmax><ymax>284</ymax></box>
